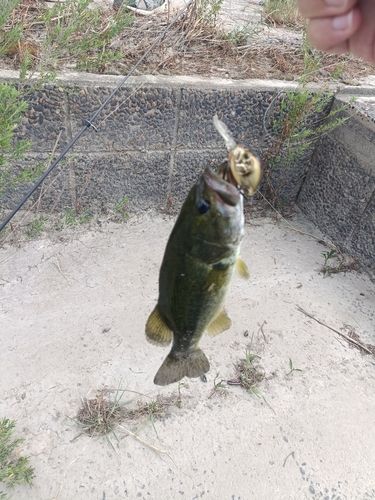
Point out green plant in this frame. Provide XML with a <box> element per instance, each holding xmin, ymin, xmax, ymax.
<box><xmin>300</xmin><ymin>30</ymin><xmax>323</xmax><ymax>83</ymax></box>
<box><xmin>26</xmin><ymin>215</ymin><xmax>48</xmax><ymax>238</ymax></box>
<box><xmin>115</xmin><ymin>196</ymin><xmax>129</xmax><ymax>219</ymax></box>
<box><xmin>322</xmin><ymin>249</ymin><xmax>337</xmax><ymax>267</ymax></box>
<box><xmin>320</xmin><ymin>249</ymin><xmax>357</xmax><ymax>278</ymax></box>
<box><xmin>225</xmin><ymin>23</ymin><xmax>260</xmax><ymax>46</ymax></box>
<box><xmin>42</xmin><ymin>0</ymin><xmax>134</xmax><ymax>72</ymax></box>
<box><xmin>0</xmin><ymin>418</ymin><xmax>35</xmax><ymax>498</ymax></box>
<box><xmin>208</xmin><ymin>373</ymin><xmax>228</xmax><ymax>398</ymax></box>
<box><xmin>237</xmin><ymin>350</ymin><xmax>264</xmax><ymax>392</ymax></box>
<box><xmin>0</xmin><ymin>84</ymin><xmax>30</xmax><ymax>194</ymax></box>
<box><xmin>286</xmin><ymin>358</ymin><xmax>302</xmax><ymax>376</ymax></box>
<box><xmin>262</xmin><ymin>89</ymin><xmax>353</xmax><ymax>205</ymax></box>
<box><xmin>264</xmin><ymin>0</ymin><xmax>303</xmax><ymax>27</ymax></box>
<box><xmin>0</xmin><ymin>0</ymin><xmax>22</xmax><ymax>60</ymax></box>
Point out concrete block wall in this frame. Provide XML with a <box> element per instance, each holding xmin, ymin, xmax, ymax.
<box><xmin>1</xmin><ymin>72</ymin><xmax>374</xmax><ymax>275</ymax></box>
<box><xmin>2</xmin><ymin>73</ymin><xmax>321</xmax><ymax>214</ymax></box>
<box><xmin>298</xmin><ymin>95</ymin><xmax>375</xmax><ymax>276</ymax></box>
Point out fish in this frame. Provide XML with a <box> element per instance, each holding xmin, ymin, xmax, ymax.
<box><xmin>213</xmin><ymin>114</ymin><xmax>262</xmax><ymax>196</ymax></box>
<box><xmin>146</xmin><ymin>166</ymin><xmax>249</xmax><ymax>386</ymax></box>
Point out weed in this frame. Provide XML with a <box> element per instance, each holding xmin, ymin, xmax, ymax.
<box><xmin>0</xmin><ymin>84</ymin><xmax>30</xmax><ymax>195</ymax></box>
<box><xmin>237</xmin><ymin>350</ymin><xmax>264</xmax><ymax>391</ymax></box>
<box><xmin>0</xmin><ymin>1</ymin><xmax>23</xmax><ymax>60</ymax></box>
<box><xmin>226</xmin><ymin>23</ymin><xmax>260</xmax><ymax>47</ymax></box>
<box><xmin>125</xmin><ymin>396</ymin><xmax>173</xmax><ymax>422</ymax></box>
<box><xmin>181</xmin><ymin>0</ymin><xmax>224</xmax><ymax>40</ymax></box>
<box><xmin>208</xmin><ymin>373</ymin><xmax>228</xmax><ymax>398</ymax></box>
<box><xmin>74</xmin><ymin>389</ymin><xmax>130</xmax><ymax>444</ymax></box>
<box><xmin>262</xmin><ymin>88</ymin><xmax>352</xmax><ymax>205</ymax></box>
<box><xmin>286</xmin><ymin>358</ymin><xmax>302</xmax><ymax>376</ymax></box>
<box><xmin>263</xmin><ymin>0</ymin><xmax>303</xmax><ymax>27</ymax></box>
<box><xmin>42</xmin><ymin>0</ymin><xmax>134</xmax><ymax>72</ymax></box>
<box><xmin>26</xmin><ymin>215</ymin><xmax>48</xmax><ymax>238</ymax></box>
<box><xmin>320</xmin><ymin>249</ymin><xmax>357</xmax><ymax>278</ymax></box>
<box><xmin>0</xmin><ymin>418</ymin><xmax>34</xmax><ymax>499</ymax></box>
<box><xmin>228</xmin><ymin>350</ymin><xmax>275</xmax><ymax>412</ymax></box>
<box><xmin>74</xmin><ymin>389</ymin><xmax>178</xmax><ymax>447</ymax></box>
<box><xmin>115</xmin><ymin>196</ymin><xmax>130</xmax><ymax>219</ymax></box>
<box><xmin>322</xmin><ymin>249</ymin><xmax>337</xmax><ymax>267</ymax></box>
<box><xmin>54</xmin><ymin>208</ymin><xmax>91</xmax><ymax>230</ymax></box>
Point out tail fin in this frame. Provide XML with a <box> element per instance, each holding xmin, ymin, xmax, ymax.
<box><xmin>153</xmin><ymin>348</ymin><xmax>210</xmax><ymax>386</ymax></box>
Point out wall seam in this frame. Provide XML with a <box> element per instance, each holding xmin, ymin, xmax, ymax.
<box><xmin>166</xmin><ymin>87</ymin><xmax>182</xmax><ymax>210</ymax></box>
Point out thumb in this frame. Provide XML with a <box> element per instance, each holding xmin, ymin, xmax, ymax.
<box><xmin>307</xmin><ymin>7</ymin><xmax>361</xmax><ymax>52</ymax></box>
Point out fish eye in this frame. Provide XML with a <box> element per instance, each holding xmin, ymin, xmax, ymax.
<box><xmin>243</xmin><ymin>152</ymin><xmax>250</xmax><ymax>160</ymax></box>
<box><xmin>196</xmin><ymin>199</ymin><xmax>210</xmax><ymax>215</ymax></box>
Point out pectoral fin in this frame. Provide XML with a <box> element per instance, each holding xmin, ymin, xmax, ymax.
<box><xmin>235</xmin><ymin>256</ymin><xmax>249</xmax><ymax>280</ymax></box>
<box><xmin>206</xmin><ymin>309</ymin><xmax>232</xmax><ymax>337</ymax></box>
<box><xmin>145</xmin><ymin>305</ymin><xmax>172</xmax><ymax>347</ymax></box>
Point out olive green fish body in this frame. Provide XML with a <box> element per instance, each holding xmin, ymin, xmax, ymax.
<box><xmin>146</xmin><ymin>167</ymin><xmax>247</xmax><ymax>386</ymax></box>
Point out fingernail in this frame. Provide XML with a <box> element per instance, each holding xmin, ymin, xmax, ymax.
<box><xmin>332</xmin><ymin>10</ymin><xmax>353</xmax><ymax>30</ymax></box>
<box><xmin>325</xmin><ymin>0</ymin><xmax>347</xmax><ymax>6</ymax></box>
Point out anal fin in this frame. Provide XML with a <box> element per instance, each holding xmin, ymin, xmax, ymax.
<box><xmin>145</xmin><ymin>305</ymin><xmax>172</xmax><ymax>347</ymax></box>
<box><xmin>206</xmin><ymin>309</ymin><xmax>232</xmax><ymax>337</ymax></box>
<box><xmin>206</xmin><ymin>309</ymin><xmax>231</xmax><ymax>337</ymax></box>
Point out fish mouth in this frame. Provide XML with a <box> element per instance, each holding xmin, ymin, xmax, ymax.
<box><xmin>202</xmin><ymin>167</ymin><xmax>240</xmax><ymax>207</ymax></box>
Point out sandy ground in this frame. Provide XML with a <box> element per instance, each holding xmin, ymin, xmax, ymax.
<box><xmin>1</xmin><ymin>212</ymin><xmax>375</xmax><ymax>500</ymax></box>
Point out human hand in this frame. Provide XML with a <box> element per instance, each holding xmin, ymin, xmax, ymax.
<box><xmin>297</xmin><ymin>0</ymin><xmax>375</xmax><ymax>63</ymax></box>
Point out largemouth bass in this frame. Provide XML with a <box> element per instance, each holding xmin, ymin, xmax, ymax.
<box><xmin>146</xmin><ymin>167</ymin><xmax>249</xmax><ymax>386</ymax></box>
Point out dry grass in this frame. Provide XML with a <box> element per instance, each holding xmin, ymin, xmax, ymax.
<box><xmin>1</xmin><ymin>0</ymin><xmax>374</xmax><ymax>83</ymax></box>
<box><xmin>263</xmin><ymin>0</ymin><xmax>304</xmax><ymax>28</ymax></box>
<box><xmin>74</xmin><ymin>389</ymin><xmax>177</xmax><ymax>441</ymax></box>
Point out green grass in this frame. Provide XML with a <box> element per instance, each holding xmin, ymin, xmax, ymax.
<box><xmin>0</xmin><ymin>418</ymin><xmax>35</xmax><ymax>499</ymax></box>
<box><xmin>286</xmin><ymin>358</ymin><xmax>302</xmax><ymax>376</ymax></box>
<box><xmin>115</xmin><ymin>196</ymin><xmax>130</xmax><ymax>219</ymax></box>
<box><xmin>42</xmin><ymin>0</ymin><xmax>134</xmax><ymax>72</ymax></box>
<box><xmin>26</xmin><ymin>215</ymin><xmax>48</xmax><ymax>238</ymax></box>
<box><xmin>60</xmin><ymin>208</ymin><xmax>91</xmax><ymax>228</ymax></box>
<box><xmin>264</xmin><ymin>0</ymin><xmax>303</xmax><ymax>27</ymax></box>
<box><xmin>320</xmin><ymin>249</ymin><xmax>358</xmax><ymax>278</ymax></box>
<box><xmin>208</xmin><ymin>373</ymin><xmax>228</xmax><ymax>398</ymax></box>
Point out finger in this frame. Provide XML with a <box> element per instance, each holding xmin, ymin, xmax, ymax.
<box><xmin>306</xmin><ymin>7</ymin><xmax>361</xmax><ymax>51</ymax></box>
<box><xmin>297</xmin><ymin>0</ymin><xmax>358</xmax><ymax>19</ymax></box>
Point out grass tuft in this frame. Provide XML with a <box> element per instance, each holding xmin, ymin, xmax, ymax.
<box><xmin>0</xmin><ymin>418</ymin><xmax>34</xmax><ymax>499</ymax></box>
<box><xmin>73</xmin><ymin>388</ymin><xmax>180</xmax><ymax>447</ymax></box>
<box><xmin>263</xmin><ymin>0</ymin><xmax>304</xmax><ymax>27</ymax></box>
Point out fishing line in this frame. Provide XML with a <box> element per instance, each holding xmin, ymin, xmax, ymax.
<box><xmin>0</xmin><ymin>0</ymin><xmax>195</xmax><ymax>233</ymax></box>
